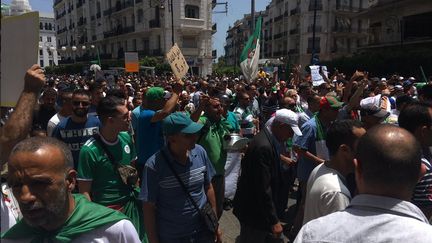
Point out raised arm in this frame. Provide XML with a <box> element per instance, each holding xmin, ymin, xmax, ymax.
<box><xmin>0</xmin><ymin>64</ymin><xmax>45</xmax><ymax>164</ymax></box>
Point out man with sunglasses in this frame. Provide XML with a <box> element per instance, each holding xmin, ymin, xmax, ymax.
<box><xmin>52</xmin><ymin>89</ymin><xmax>101</xmax><ymax>169</ymax></box>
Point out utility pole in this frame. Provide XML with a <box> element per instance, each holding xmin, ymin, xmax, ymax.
<box><xmin>170</xmin><ymin>0</ymin><xmax>174</xmax><ymax>46</ymax></box>
<box><xmin>251</xmin><ymin>0</ymin><xmax>255</xmax><ymax>33</ymax></box>
<box><xmin>311</xmin><ymin>0</ymin><xmax>318</xmax><ymax>64</ymax></box>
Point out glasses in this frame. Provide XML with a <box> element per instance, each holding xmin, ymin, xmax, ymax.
<box><xmin>72</xmin><ymin>101</ymin><xmax>90</xmax><ymax>107</ymax></box>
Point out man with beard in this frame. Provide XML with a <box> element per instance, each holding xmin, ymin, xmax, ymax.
<box><xmin>1</xmin><ymin>137</ymin><xmax>140</xmax><ymax>242</ymax></box>
<box><xmin>52</xmin><ymin>89</ymin><xmax>100</xmax><ymax>168</ymax></box>
<box><xmin>77</xmin><ymin>96</ymin><xmax>147</xmax><ymax>242</ymax></box>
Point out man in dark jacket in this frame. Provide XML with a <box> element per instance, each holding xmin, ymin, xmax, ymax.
<box><xmin>233</xmin><ymin>109</ymin><xmax>302</xmax><ymax>243</ymax></box>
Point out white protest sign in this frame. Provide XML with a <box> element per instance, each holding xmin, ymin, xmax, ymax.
<box><xmin>165</xmin><ymin>43</ymin><xmax>189</xmax><ymax>80</ymax></box>
<box><xmin>310</xmin><ymin>65</ymin><xmax>325</xmax><ymax>87</ymax></box>
<box><xmin>1</xmin><ymin>12</ymin><xmax>39</xmax><ymax>107</ymax></box>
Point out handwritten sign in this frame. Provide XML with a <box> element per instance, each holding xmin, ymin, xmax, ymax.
<box><xmin>165</xmin><ymin>43</ymin><xmax>189</xmax><ymax>80</ymax></box>
<box><xmin>310</xmin><ymin>65</ymin><xmax>325</xmax><ymax>87</ymax></box>
<box><xmin>1</xmin><ymin>12</ymin><xmax>39</xmax><ymax>107</ymax></box>
<box><xmin>124</xmin><ymin>52</ymin><xmax>139</xmax><ymax>73</ymax></box>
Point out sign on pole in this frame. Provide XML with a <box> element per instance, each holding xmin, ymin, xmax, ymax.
<box><xmin>1</xmin><ymin>12</ymin><xmax>39</xmax><ymax>107</ymax></box>
<box><xmin>124</xmin><ymin>52</ymin><xmax>139</xmax><ymax>73</ymax></box>
<box><xmin>310</xmin><ymin>65</ymin><xmax>326</xmax><ymax>87</ymax></box>
<box><xmin>165</xmin><ymin>43</ymin><xmax>189</xmax><ymax>80</ymax></box>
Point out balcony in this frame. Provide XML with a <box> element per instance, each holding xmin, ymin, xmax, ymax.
<box><xmin>54</xmin><ymin>0</ymin><xmax>63</xmax><ymax>7</ymax></box>
<box><xmin>103</xmin><ymin>9</ymin><xmax>112</xmax><ymax>16</ymax></box>
<box><xmin>103</xmin><ymin>26</ymin><xmax>135</xmax><ymax>38</ymax></box>
<box><xmin>149</xmin><ymin>19</ymin><xmax>160</xmax><ymax>28</ymax></box>
<box><xmin>212</xmin><ymin>23</ymin><xmax>217</xmax><ymax>34</ymax></box>
<box><xmin>290</xmin><ymin>8</ymin><xmax>300</xmax><ymax>16</ymax></box>
<box><xmin>181</xmin><ymin>48</ymin><xmax>199</xmax><ymax>56</ymax></box>
<box><xmin>55</xmin><ymin>10</ymin><xmax>66</xmax><ymax>19</ymax></box>
<box><xmin>307</xmin><ymin>48</ymin><xmax>321</xmax><ymax>54</ymax></box>
<box><xmin>180</xmin><ymin>18</ymin><xmax>206</xmax><ymax>30</ymax></box>
<box><xmin>76</xmin><ymin>0</ymin><xmax>85</xmax><ymax>9</ymax></box>
<box><xmin>335</xmin><ymin>4</ymin><xmax>361</xmax><ymax>12</ymax></box>
<box><xmin>308</xmin><ymin>4</ymin><xmax>323</xmax><ymax>11</ymax></box>
<box><xmin>307</xmin><ymin>25</ymin><xmax>322</xmax><ymax>33</ymax></box>
<box><xmin>288</xmin><ymin>48</ymin><xmax>299</xmax><ymax>54</ymax></box>
<box><xmin>57</xmin><ymin>27</ymin><xmax>67</xmax><ymax>34</ymax></box>
<box><xmin>332</xmin><ymin>26</ymin><xmax>352</xmax><ymax>33</ymax></box>
<box><xmin>289</xmin><ymin>28</ymin><xmax>299</xmax><ymax>35</ymax></box>
<box><xmin>113</xmin><ymin>0</ymin><xmax>134</xmax><ymax>13</ymax></box>
<box><xmin>274</xmin><ymin>14</ymin><xmax>283</xmax><ymax>22</ymax></box>
<box><xmin>77</xmin><ymin>17</ymin><xmax>87</xmax><ymax>26</ymax></box>
<box><xmin>151</xmin><ymin>49</ymin><xmax>162</xmax><ymax>56</ymax></box>
<box><xmin>274</xmin><ymin>31</ymin><xmax>287</xmax><ymax>39</ymax></box>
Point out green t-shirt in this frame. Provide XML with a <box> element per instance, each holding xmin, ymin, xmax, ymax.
<box><xmin>198</xmin><ymin>116</ymin><xmax>232</xmax><ymax>175</ymax></box>
<box><xmin>78</xmin><ymin>132</ymin><xmax>137</xmax><ymax>205</ymax></box>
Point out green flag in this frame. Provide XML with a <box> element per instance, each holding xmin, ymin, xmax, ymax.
<box><xmin>240</xmin><ymin>16</ymin><xmax>262</xmax><ymax>81</ymax></box>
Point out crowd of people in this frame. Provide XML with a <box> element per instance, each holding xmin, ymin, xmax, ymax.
<box><xmin>0</xmin><ymin>63</ymin><xmax>431</xmax><ymax>243</ymax></box>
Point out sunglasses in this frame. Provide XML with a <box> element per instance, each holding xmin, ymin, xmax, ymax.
<box><xmin>72</xmin><ymin>101</ymin><xmax>90</xmax><ymax>107</ymax></box>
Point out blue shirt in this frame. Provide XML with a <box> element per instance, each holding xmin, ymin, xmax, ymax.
<box><xmin>139</xmin><ymin>145</ymin><xmax>215</xmax><ymax>239</ymax></box>
<box><xmin>134</xmin><ymin>109</ymin><xmax>165</xmax><ymax>165</ymax></box>
<box><xmin>52</xmin><ymin>116</ymin><xmax>100</xmax><ymax>168</ymax></box>
<box><xmin>293</xmin><ymin>117</ymin><xmax>318</xmax><ymax>182</ymax></box>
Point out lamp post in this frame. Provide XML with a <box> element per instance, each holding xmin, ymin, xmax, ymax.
<box><xmin>71</xmin><ymin>45</ymin><xmax>77</xmax><ymax>63</ymax></box>
<box><xmin>311</xmin><ymin>0</ymin><xmax>319</xmax><ymax>65</ymax></box>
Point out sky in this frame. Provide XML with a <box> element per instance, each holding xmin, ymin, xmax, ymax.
<box><xmin>2</xmin><ymin>0</ymin><xmax>269</xmax><ymax>58</ymax></box>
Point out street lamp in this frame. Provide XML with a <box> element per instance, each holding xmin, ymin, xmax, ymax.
<box><xmin>71</xmin><ymin>45</ymin><xmax>77</xmax><ymax>63</ymax></box>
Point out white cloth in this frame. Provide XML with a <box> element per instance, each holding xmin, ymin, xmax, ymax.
<box><xmin>1</xmin><ymin>183</ymin><xmax>21</xmax><ymax>233</ymax></box>
<box><xmin>1</xmin><ymin>219</ymin><xmax>141</xmax><ymax>243</ymax></box>
<box><xmin>47</xmin><ymin>113</ymin><xmax>66</xmax><ymax>137</ymax></box>
<box><xmin>303</xmin><ymin>163</ymin><xmax>351</xmax><ymax>225</ymax></box>
<box><xmin>224</xmin><ymin>152</ymin><xmax>242</xmax><ymax>199</ymax></box>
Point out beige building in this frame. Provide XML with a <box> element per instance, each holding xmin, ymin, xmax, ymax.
<box><xmin>357</xmin><ymin>0</ymin><xmax>432</xmax><ymax>50</ymax></box>
<box><xmin>54</xmin><ymin>0</ymin><xmax>215</xmax><ymax>76</ymax></box>
<box><xmin>262</xmin><ymin>0</ymin><xmax>369</xmax><ymax>68</ymax></box>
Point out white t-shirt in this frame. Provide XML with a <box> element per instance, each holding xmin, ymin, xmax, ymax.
<box><xmin>2</xmin><ymin>219</ymin><xmax>141</xmax><ymax>243</ymax></box>
<box><xmin>47</xmin><ymin>113</ymin><xmax>66</xmax><ymax>137</ymax></box>
<box><xmin>303</xmin><ymin>163</ymin><xmax>351</xmax><ymax>225</ymax></box>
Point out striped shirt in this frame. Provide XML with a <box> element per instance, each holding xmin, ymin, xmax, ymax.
<box><xmin>412</xmin><ymin>157</ymin><xmax>432</xmax><ymax>206</ymax></box>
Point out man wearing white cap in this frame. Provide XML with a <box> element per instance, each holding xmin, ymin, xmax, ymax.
<box><xmin>359</xmin><ymin>94</ymin><xmax>391</xmax><ymax>129</ymax></box>
<box><xmin>233</xmin><ymin>109</ymin><xmax>302</xmax><ymax>243</ymax></box>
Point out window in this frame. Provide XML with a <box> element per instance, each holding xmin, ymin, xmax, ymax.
<box><xmin>142</xmin><ymin>39</ymin><xmax>149</xmax><ymax>52</ymax></box>
<box><xmin>49</xmin><ymin>23</ymin><xmax>52</xmax><ymax>30</ymax></box>
<box><xmin>185</xmin><ymin>5</ymin><xmax>199</xmax><ymax>19</ymax></box>
<box><xmin>47</xmin><ymin>37</ymin><xmax>52</xmax><ymax>42</ymax></box>
<box><xmin>182</xmin><ymin>36</ymin><xmax>197</xmax><ymax>48</ymax></box>
<box><xmin>45</xmin><ymin>23</ymin><xmax>49</xmax><ymax>30</ymax></box>
<box><xmin>137</xmin><ymin>9</ymin><xmax>143</xmax><ymax>23</ymax></box>
<box><xmin>307</xmin><ymin>37</ymin><xmax>321</xmax><ymax>53</ymax></box>
<box><xmin>39</xmin><ymin>50</ymin><xmax>43</xmax><ymax>56</ymax></box>
<box><xmin>40</xmin><ymin>22</ymin><xmax>43</xmax><ymax>29</ymax></box>
<box><xmin>40</xmin><ymin>60</ymin><xmax>44</xmax><ymax>67</ymax></box>
<box><xmin>40</xmin><ymin>36</ymin><xmax>43</xmax><ymax>41</ymax></box>
<box><xmin>132</xmin><ymin>39</ymin><xmax>137</xmax><ymax>51</ymax></box>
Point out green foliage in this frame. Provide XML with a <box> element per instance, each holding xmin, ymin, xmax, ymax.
<box><xmin>212</xmin><ymin>58</ymin><xmax>242</xmax><ymax>76</ymax></box>
<box><xmin>321</xmin><ymin>46</ymin><xmax>432</xmax><ymax>78</ymax></box>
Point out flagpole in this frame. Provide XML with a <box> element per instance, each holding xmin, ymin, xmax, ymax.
<box><xmin>251</xmin><ymin>0</ymin><xmax>255</xmax><ymax>33</ymax></box>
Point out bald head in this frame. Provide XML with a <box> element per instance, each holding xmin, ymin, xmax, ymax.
<box><xmin>356</xmin><ymin>124</ymin><xmax>422</xmax><ymax>192</ymax></box>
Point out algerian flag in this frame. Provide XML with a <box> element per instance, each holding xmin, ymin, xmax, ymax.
<box><xmin>240</xmin><ymin>16</ymin><xmax>262</xmax><ymax>81</ymax></box>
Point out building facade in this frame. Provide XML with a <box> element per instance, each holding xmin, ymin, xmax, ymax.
<box><xmin>224</xmin><ymin>0</ymin><xmax>370</xmax><ymax>69</ymax></box>
<box><xmin>39</xmin><ymin>13</ymin><xmax>60</xmax><ymax>67</ymax></box>
<box><xmin>54</xmin><ymin>0</ymin><xmax>215</xmax><ymax>76</ymax></box>
<box><xmin>357</xmin><ymin>0</ymin><xmax>432</xmax><ymax>50</ymax></box>
<box><xmin>224</xmin><ymin>11</ymin><xmax>267</xmax><ymax>67</ymax></box>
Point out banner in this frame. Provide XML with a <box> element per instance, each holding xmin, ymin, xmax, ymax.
<box><xmin>165</xmin><ymin>43</ymin><xmax>189</xmax><ymax>80</ymax></box>
<box><xmin>240</xmin><ymin>16</ymin><xmax>262</xmax><ymax>81</ymax></box>
<box><xmin>124</xmin><ymin>52</ymin><xmax>139</xmax><ymax>73</ymax></box>
<box><xmin>310</xmin><ymin>65</ymin><xmax>325</xmax><ymax>86</ymax></box>
<box><xmin>1</xmin><ymin>12</ymin><xmax>39</xmax><ymax>107</ymax></box>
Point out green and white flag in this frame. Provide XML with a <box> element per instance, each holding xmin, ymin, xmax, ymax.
<box><xmin>240</xmin><ymin>16</ymin><xmax>262</xmax><ymax>81</ymax></box>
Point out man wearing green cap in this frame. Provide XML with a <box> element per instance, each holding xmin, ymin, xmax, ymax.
<box><xmin>2</xmin><ymin>137</ymin><xmax>140</xmax><ymax>242</ymax></box>
<box><xmin>290</xmin><ymin>95</ymin><xmax>344</xmax><ymax>237</ymax></box>
<box><xmin>132</xmin><ymin>84</ymin><xmax>182</xmax><ymax>182</ymax></box>
<box><xmin>140</xmin><ymin>112</ymin><xmax>221</xmax><ymax>243</ymax></box>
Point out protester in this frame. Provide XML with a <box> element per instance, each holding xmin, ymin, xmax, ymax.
<box><xmin>77</xmin><ymin>96</ymin><xmax>147</xmax><ymax>241</ymax></box>
<box><xmin>303</xmin><ymin>120</ymin><xmax>366</xmax><ymax>225</ymax></box>
<box><xmin>398</xmin><ymin>102</ymin><xmax>432</xmax><ymax>221</ymax></box>
<box><xmin>52</xmin><ymin>89</ymin><xmax>101</xmax><ymax>168</ymax></box>
<box><xmin>32</xmin><ymin>87</ymin><xmax>57</xmax><ymax>132</ymax></box>
<box><xmin>2</xmin><ymin>137</ymin><xmax>141</xmax><ymax>242</ymax></box>
<box><xmin>234</xmin><ymin>92</ymin><xmax>258</xmax><ymax>138</ymax></box>
<box><xmin>141</xmin><ymin>112</ymin><xmax>221</xmax><ymax>243</ymax></box>
<box><xmin>233</xmin><ymin>109</ymin><xmax>302</xmax><ymax>243</ymax></box>
<box><xmin>295</xmin><ymin>125</ymin><xmax>432</xmax><ymax>242</ymax></box>
<box><xmin>47</xmin><ymin>87</ymin><xmax>73</xmax><ymax>136</ymax></box>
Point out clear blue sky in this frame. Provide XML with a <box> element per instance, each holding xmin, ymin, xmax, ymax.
<box><xmin>3</xmin><ymin>0</ymin><xmax>269</xmax><ymax>59</ymax></box>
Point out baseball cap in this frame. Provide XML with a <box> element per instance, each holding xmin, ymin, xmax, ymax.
<box><xmin>360</xmin><ymin>94</ymin><xmax>391</xmax><ymax>119</ymax></box>
<box><xmin>146</xmin><ymin>87</ymin><xmax>165</xmax><ymax>101</ymax></box>
<box><xmin>162</xmin><ymin>112</ymin><xmax>203</xmax><ymax>136</ymax></box>
<box><xmin>125</xmin><ymin>82</ymin><xmax>132</xmax><ymax>87</ymax></box>
<box><xmin>403</xmin><ymin>80</ymin><xmax>413</xmax><ymax>88</ymax></box>
<box><xmin>319</xmin><ymin>95</ymin><xmax>344</xmax><ymax>109</ymax></box>
<box><xmin>274</xmin><ymin>109</ymin><xmax>302</xmax><ymax>136</ymax></box>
